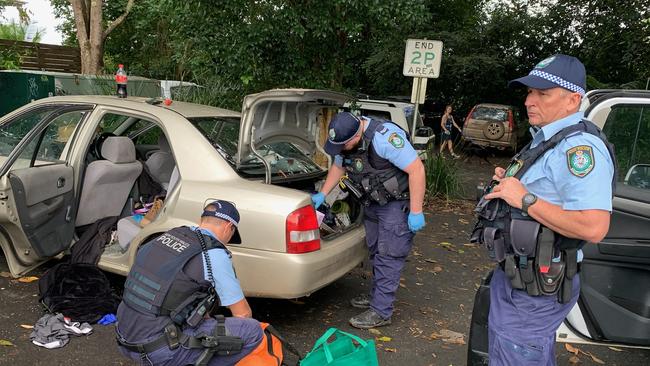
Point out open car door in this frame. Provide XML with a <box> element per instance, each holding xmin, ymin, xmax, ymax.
<box><xmin>0</xmin><ymin>104</ymin><xmax>91</xmax><ymax>277</ymax></box>
<box><xmin>559</xmin><ymin>90</ymin><xmax>650</xmax><ymax>347</ymax></box>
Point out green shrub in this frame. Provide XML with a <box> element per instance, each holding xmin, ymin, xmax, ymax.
<box><xmin>424</xmin><ymin>149</ymin><xmax>464</xmax><ymax>200</ymax></box>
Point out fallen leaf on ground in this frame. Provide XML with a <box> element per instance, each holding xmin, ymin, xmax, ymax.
<box><xmin>0</xmin><ymin>271</ymin><xmax>11</xmax><ymax>278</ymax></box>
<box><xmin>565</xmin><ymin>343</ymin><xmax>579</xmax><ymax>355</ymax></box>
<box><xmin>432</xmin><ymin>266</ymin><xmax>443</xmax><ymax>273</ymax></box>
<box><xmin>377</xmin><ymin>336</ymin><xmax>392</xmax><ymax>342</ymax></box>
<box><xmin>424</xmin><ymin>258</ymin><xmax>437</xmax><ymax>263</ymax></box>
<box><xmin>368</xmin><ymin>329</ymin><xmax>382</xmax><ymax>335</ymax></box>
<box><xmin>568</xmin><ymin>355</ymin><xmax>580</xmax><ymax>364</ymax></box>
<box><xmin>458</xmin><ymin>218</ymin><xmax>469</xmax><ymax>224</ymax></box>
<box><xmin>430</xmin><ymin>329</ymin><xmax>465</xmax><ymax>345</ymax></box>
<box><xmin>463</xmin><ymin>243</ymin><xmax>477</xmax><ymax>247</ymax></box>
<box><xmin>19</xmin><ymin>324</ymin><xmax>33</xmax><ymax>329</ymax></box>
<box><xmin>608</xmin><ymin>346</ymin><xmax>623</xmax><ymax>352</ymax></box>
<box><xmin>0</xmin><ymin>339</ymin><xmax>14</xmax><ymax>346</ymax></box>
<box><xmin>17</xmin><ymin>276</ymin><xmax>39</xmax><ymax>283</ymax></box>
<box><xmin>581</xmin><ymin>350</ymin><xmax>604</xmax><ymax>364</ymax></box>
<box><xmin>458</xmin><ymin>249</ymin><xmax>465</xmax><ymax>254</ymax></box>
<box><xmin>384</xmin><ymin>347</ymin><xmax>397</xmax><ymax>352</ymax></box>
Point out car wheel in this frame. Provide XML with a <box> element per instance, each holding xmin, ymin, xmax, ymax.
<box><xmin>482</xmin><ymin>121</ymin><xmax>505</xmax><ymax>140</ymax></box>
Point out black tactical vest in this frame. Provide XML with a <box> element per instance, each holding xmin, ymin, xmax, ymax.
<box><xmin>121</xmin><ymin>226</ymin><xmax>228</xmax><ymax>322</ymax></box>
<box><xmin>342</xmin><ymin>119</ymin><xmax>410</xmax><ymax>206</ymax></box>
<box><xmin>471</xmin><ymin>119</ymin><xmax>616</xmax><ymax>302</ymax></box>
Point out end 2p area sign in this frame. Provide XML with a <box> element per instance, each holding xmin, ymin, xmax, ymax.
<box><xmin>403</xmin><ymin>39</ymin><xmax>443</xmax><ymax>78</ymax></box>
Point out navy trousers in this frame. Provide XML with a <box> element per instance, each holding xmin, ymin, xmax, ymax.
<box><xmin>364</xmin><ymin>200</ymin><xmax>415</xmax><ymax>319</ymax></box>
<box><xmin>118</xmin><ymin>317</ymin><xmax>263</xmax><ymax>366</ymax></box>
<box><xmin>488</xmin><ymin>268</ymin><xmax>580</xmax><ymax>365</ymax></box>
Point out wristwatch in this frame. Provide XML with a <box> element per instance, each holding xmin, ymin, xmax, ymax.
<box><xmin>521</xmin><ymin>193</ymin><xmax>538</xmax><ymax>216</ymax></box>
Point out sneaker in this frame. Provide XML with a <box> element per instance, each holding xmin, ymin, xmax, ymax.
<box><xmin>452</xmin><ymin>153</ymin><xmax>461</xmax><ymax>159</ymax></box>
<box><xmin>349</xmin><ymin>309</ymin><xmax>391</xmax><ymax>329</ymax></box>
<box><xmin>350</xmin><ymin>294</ymin><xmax>370</xmax><ymax>309</ymax></box>
<box><xmin>63</xmin><ymin>316</ymin><xmax>93</xmax><ymax>335</ymax></box>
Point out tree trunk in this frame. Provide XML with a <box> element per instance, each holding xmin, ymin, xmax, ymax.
<box><xmin>68</xmin><ymin>0</ymin><xmax>133</xmax><ymax>75</ymax></box>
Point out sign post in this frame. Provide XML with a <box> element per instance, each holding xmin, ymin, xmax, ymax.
<box><xmin>403</xmin><ymin>39</ymin><xmax>443</xmax><ymax>140</ymax></box>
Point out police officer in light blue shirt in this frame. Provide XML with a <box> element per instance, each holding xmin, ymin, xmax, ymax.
<box><xmin>483</xmin><ymin>54</ymin><xmax>615</xmax><ymax>365</ymax></box>
<box><xmin>116</xmin><ymin>200</ymin><xmax>263</xmax><ymax>366</ymax></box>
<box><xmin>312</xmin><ymin>112</ymin><xmax>427</xmax><ymax>329</ymax></box>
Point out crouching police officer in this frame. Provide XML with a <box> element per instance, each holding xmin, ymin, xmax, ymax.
<box><xmin>472</xmin><ymin>54</ymin><xmax>615</xmax><ymax>365</ymax></box>
<box><xmin>116</xmin><ymin>200</ymin><xmax>263</xmax><ymax>365</ymax></box>
<box><xmin>312</xmin><ymin>112</ymin><xmax>426</xmax><ymax>329</ymax></box>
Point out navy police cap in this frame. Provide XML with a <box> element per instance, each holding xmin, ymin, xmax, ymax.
<box><xmin>324</xmin><ymin>112</ymin><xmax>362</xmax><ymax>156</ymax></box>
<box><xmin>201</xmin><ymin>200</ymin><xmax>241</xmax><ymax>244</ymax></box>
<box><xmin>508</xmin><ymin>54</ymin><xmax>586</xmax><ymax>96</ymax></box>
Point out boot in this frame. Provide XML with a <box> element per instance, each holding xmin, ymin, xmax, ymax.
<box><xmin>349</xmin><ymin>309</ymin><xmax>391</xmax><ymax>329</ymax></box>
<box><xmin>350</xmin><ymin>294</ymin><xmax>370</xmax><ymax>309</ymax></box>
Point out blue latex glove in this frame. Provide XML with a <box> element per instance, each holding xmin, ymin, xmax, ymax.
<box><xmin>98</xmin><ymin>313</ymin><xmax>117</xmax><ymax>325</ymax></box>
<box><xmin>408</xmin><ymin>212</ymin><xmax>426</xmax><ymax>232</ymax></box>
<box><xmin>311</xmin><ymin>192</ymin><xmax>325</xmax><ymax>209</ymax></box>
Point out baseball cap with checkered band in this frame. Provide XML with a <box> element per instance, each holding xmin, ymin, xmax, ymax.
<box><xmin>508</xmin><ymin>54</ymin><xmax>586</xmax><ymax>96</ymax></box>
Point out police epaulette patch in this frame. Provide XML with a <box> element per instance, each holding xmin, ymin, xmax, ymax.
<box><xmin>388</xmin><ymin>132</ymin><xmax>404</xmax><ymax>148</ymax></box>
<box><xmin>566</xmin><ymin>145</ymin><xmax>594</xmax><ymax>177</ymax></box>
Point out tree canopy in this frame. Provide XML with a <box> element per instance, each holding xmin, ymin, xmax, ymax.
<box><xmin>50</xmin><ymin>0</ymin><xmax>650</xmax><ymax>113</ymax></box>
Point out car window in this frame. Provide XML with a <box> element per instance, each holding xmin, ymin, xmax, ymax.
<box><xmin>188</xmin><ymin>116</ymin><xmax>323</xmax><ymax>178</ymax></box>
<box><xmin>0</xmin><ymin>108</ymin><xmax>88</xmax><ymax>171</ymax></box>
<box><xmin>602</xmin><ymin>104</ymin><xmax>650</xmax><ymax>190</ymax></box>
<box><xmin>472</xmin><ymin>107</ymin><xmax>508</xmax><ymax>121</ymax></box>
<box><xmin>360</xmin><ymin>109</ymin><xmax>392</xmax><ymax>121</ymax></box>
<box><xmin>402</xmin><ymin>106</ymin><xmax>424</xmax><ymax>128</ymax></box>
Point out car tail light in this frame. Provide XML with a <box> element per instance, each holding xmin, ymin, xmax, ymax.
<box><xmin>507</xmin><ymin>110</ymin><xmax>514</xmax><ymax>131</ymax></box>
<box><xmin>465</xmin><ymin>106</ymin><xmax>476</xmax><ymax>126</ymax></box>
<box><xmin>286</xmin><ymin>205</ymin><xmax>320</xmax><ymax>254</ymax></box>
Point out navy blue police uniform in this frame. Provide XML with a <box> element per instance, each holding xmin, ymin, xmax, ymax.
<box><xmin>116</xmin><ymin>201</ymin><xmax>262</xmax><ymax>366</ymax></box>
<box><xmin>472</xmin><ymin>55</ymin><xmax>615</xmax><ymax>365</ymax></box>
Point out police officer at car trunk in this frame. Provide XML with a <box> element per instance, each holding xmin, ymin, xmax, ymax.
<box><xmin>475</xmin><ymin>54</ymin><xmax>615</xmax><ymax>365</ymax></box>
<box><xmin>312</xmin><ymin>112</ymin><xmax>426</xmax><ymax>329</ymax></box>
<box><xmin>116</xmin><ymin>200</ymin><xmax>263</xmax><ymax>365</ymax></box>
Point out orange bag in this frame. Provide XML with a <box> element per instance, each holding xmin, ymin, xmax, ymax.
<box><xmin>236</xmin><ymin>323</ymin><xmax>300</xmax><ymax>366</ymax></box>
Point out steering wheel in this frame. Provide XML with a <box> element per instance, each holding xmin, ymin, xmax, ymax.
<box><xmin>92</xmin><ymin>132</ymin><xmax>116</xmax><ymax>159</ymax></box>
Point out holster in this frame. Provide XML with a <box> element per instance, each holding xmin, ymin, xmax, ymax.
<box><xmin>194</xmin><ymin>315</ymin><xmax>244</xmax><ymax>366</ymax></box>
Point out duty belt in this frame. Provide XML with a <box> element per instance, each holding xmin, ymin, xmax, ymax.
<box><xmin>117</xmin><ymin>315</ymin><xmax>244</xmax><ymax>364</ymax></box>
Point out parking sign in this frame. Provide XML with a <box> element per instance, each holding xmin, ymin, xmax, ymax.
<box><xmin>403</xmin><ymin>39</ymin><xmax>443</xmax><ymax>78</ymax></box>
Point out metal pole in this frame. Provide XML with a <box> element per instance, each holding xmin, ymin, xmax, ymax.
<box><xmin>628</xmin><ymin>78</ymin><xmax>649</xmax><ymax>169</ymax></box>
<box><xmin>411</xmin><ymin>77</ymin><xmax>421</xmax><ymax>141</ymax></box>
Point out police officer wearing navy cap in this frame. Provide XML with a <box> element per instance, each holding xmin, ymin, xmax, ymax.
<box><xmin>116</xmin><ymin>200</ymin><xmax>263</xmax><ymax>365</ymax></box>
<box><xmin>312</xmin><ymin>111</ymin><xmax>426</xmax><ymax>329</ymax></box>
<box><xmin>473</xmin><ymin>54</ymin><xmax>615</xmax><ymax>364</ymax></box>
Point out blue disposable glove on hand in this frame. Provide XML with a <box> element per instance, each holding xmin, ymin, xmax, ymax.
<box><xmin>311</xmin><ymin>192</ymin><xmax>325</xmax><ymax>209</ymax></box>
<box><xmin>408</xmin><ymin>212</ymin><xmax>426</xmax><ymax>232</ymax></box>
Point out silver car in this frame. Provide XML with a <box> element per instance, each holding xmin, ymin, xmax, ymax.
<box><xmin>0</xmin><ymin>89</ymin><xmax>366</xmax><ymax>299</ymax></box>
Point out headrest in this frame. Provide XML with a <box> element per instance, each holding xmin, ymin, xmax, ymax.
<box><xmin>101</xmin><ymin>136</ymin><xmax>136</xmax><ymax>163</ymax></box>
<box><xmin>158</xmin><ymin>134</ymin><xmax>171</xmax><ymax>152</ymax></box>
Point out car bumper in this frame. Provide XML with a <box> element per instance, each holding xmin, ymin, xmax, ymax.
<box><xmin>231</xmin><ymin>227</ymin><xmax>367</xmax><ymax>299</ymax></box>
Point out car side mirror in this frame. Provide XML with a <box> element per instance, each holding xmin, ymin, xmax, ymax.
<box><xmin>416</xmin><ymin>126</ymin><xmax>434</xmax><ymax>137</ymax></box>
<box><xmin>624</xmin><ymin>164</ymin><xmax>650</xmax><ymax>189</ymax></box>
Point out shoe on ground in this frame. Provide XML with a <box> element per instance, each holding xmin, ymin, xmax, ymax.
<box><xmin>452</xmin><ymin>153</ymin><xmax>461</xmax><ymax>159</ymax></box>
<box><xmin>349</xmin><ymin>309</ymin><xmax>391</xmax><ymax>329</ymax></box>
<box><xmin>350</xmin><ymin>294</ymin><xmax>370</xmax><ymax>309</ymax></box>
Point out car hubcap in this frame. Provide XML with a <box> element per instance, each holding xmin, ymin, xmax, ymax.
<box><xmin>486</xmin><ymin>123</ymin><xmax>503</xmax><ymax>137</ymax></box>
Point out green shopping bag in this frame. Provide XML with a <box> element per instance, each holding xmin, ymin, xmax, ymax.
<box><xmin>301</xmin><ymin>328</ymin><xmax>379</xmax><ymax>366</ymax></box>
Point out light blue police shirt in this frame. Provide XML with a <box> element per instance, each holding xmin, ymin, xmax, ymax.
<box><xmin>334</xmin><ymin>117</ymin><xmax>418</xmax><ymax>169</ymax></box>
<box><xmin>192</xmin><ymin>227</ymin><xmax>244</xmax><ymax>306</ymax></box>
<box><xmin>521</xmin><ymin>112</ymin><xmax>614</xmax><ymax>261</ymax></box>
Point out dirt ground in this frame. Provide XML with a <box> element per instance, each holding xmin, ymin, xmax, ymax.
<box><xmin>1</xmin><ymin>149</ymin><xmax>649</xmax><ymax>365</ymax></box>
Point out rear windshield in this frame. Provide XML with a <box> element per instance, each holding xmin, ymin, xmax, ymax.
<box><xmin>472</xmin><ymin>107</ymin><xmax>508</xmax><ymax>121</ymax></box>
<box><xmin>188</xmin><ymin>117</ymin><xmax>323</xmax><ymax>179</ymax></box>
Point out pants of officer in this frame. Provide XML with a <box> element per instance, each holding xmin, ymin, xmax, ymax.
<box><xmin>119</xmin><ymin>317</ymin><xmax>263</xmax><ymax>366</ymax></box>
<box><xmin>488</xmin><ymin>267</ymin><xmax>580</xmax><ymax>365</ymax></box>
<box><xmin>364</xmin><ymin>200</ymin><xmax>414</xmax><ymax>319</ymax></box>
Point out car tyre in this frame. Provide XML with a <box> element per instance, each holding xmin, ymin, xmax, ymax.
<box><xmin>482</xmin><ymin>121</ymin><xmax>505</xmax><ymax>140</ymax></box>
